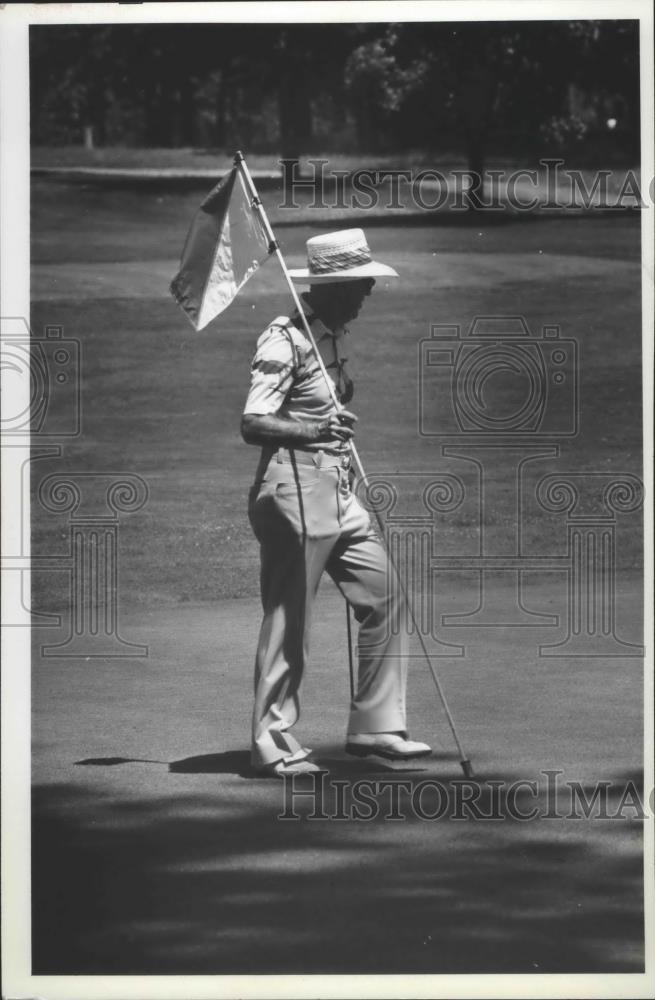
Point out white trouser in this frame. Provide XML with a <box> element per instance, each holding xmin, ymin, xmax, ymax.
<box><xmin>248</xmin><ymin>450</ymin><xmax>408</xmax><ymax>767</ymax></box>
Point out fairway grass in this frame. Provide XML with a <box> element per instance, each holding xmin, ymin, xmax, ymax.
<box><xmin>30</xmin><ymin>182</ymin><xmax>642</xmax><ymax>612</ymax></box>
<box><xmin>27</xmin><ymin>179</ymin><xmax>645</xmax><ymax>977</ymax></box>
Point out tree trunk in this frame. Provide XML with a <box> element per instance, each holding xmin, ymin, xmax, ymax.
<box><xmin>456</xmin><ymin>28</ymin><xmax>500</xmax><ymax>211</ymax></box>
<box><xmin>178</xmin><ymin>77</ymin><xmax>195</xmax><ymax>146</ymax></box>
<box><xmin>460</xmin><ymin>68</ymin><xmax>496</xmax><ymax>209</ymax></box>
<box><xmin>466</xmin><ymin>130</ymin><xmax>486</xmax><ymax>208</ymax></box>
<box><xmin>279</xmin><ymin>81</ymin><xmax>312</xmax><ymax>161</ymax></box>
<box><xmin>277</xmin><ymin>32</ymin><xmax>312</xmax><ymax>162</ymax></box>
<box><xmin>215</xmin><ymin>60</ymin><xmax>232</xmax><ymax>148</ymax></box>
<box><xmin>143</xmin><ymin>81</ymin><xmax>158</xmax><ymax>146</ymax></box>
<box><xmin>157</xmin><ymin>77</ymin><xmax>175</xmax><ymax>147</ymax></box>
<box><xmin>87</xmin><ymin>83</ymin><xmax>107</xmax><ymax>146</ymax></box>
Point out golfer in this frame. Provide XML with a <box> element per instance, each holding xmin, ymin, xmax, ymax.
<box><xmin>242</xmin><ymin>229</ymin><xmax>431</xmax><ymax>777</ymax></box>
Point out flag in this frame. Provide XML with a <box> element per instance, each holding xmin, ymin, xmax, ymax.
<box><xmin>170</xmin><ymin>164</ymin><xmax>271</xmax><ymax>331</ymax></box>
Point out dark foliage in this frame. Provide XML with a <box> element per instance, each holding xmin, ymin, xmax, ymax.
<box><xmin>30</xmin><ymin>20</ymin><xmax>639</xmax><ymax>166</ymax></box>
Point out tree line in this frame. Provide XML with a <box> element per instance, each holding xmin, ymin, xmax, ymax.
<box><xmin>30</xmin><ymin>20</ymin><xmax>640</xmax><ymax>166</ymax></box>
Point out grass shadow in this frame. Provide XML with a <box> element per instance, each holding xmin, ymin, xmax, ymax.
<box><xmin>32</xmin><ymin>772</ymin><xmax>644</xmax><ymax>975</ymax></box>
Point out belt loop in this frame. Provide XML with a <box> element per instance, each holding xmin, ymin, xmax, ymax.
<box><xmin>276</xmin><ymin>449</ymin><xmax>284</xmax><ymax>464</ymax></box>
<box><xmin>315</xmin><ymin>449</ymin><xmax>323</xmax><ymax>469</ymax></box>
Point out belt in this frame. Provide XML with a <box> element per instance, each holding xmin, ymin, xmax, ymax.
<box><xmin>273</xmin><ymin>447</ymin><xmax>351</xmax><ymax>470</ymax></box>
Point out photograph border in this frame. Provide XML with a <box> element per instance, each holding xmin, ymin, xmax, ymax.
<box><xmin>2</xmin><ymin>2</ymin><xmax>653</xmax><ymax>998</ymax></box>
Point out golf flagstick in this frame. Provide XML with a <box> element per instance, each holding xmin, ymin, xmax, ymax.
<box><xmin>345</xmin><ymin>601</ymin><xmax>355</xmax><ymax>701</ymax></box>
<box><xmin>235</xmin><ymin>152</ymin><xmax>474</xmax><ymax>779</ymax></box>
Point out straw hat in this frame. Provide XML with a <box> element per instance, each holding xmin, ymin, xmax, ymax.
<box><xmin>288</xmin><ymin>229</ymin><xmax>398</xmax><ymax>284</ymax></box>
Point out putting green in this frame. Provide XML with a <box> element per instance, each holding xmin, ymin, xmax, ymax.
<box><xmin>32</xmin><ymin>249</ymin><xmax>636</xmax><ymax>301</ymax></box>
<box><xmin>28</xmin><ymin>180</ymin><xmax>645</xmax><ymax>975</ymax></box>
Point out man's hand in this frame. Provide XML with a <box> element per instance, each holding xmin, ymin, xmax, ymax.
<box><xmin>316</xmin><ymin>409</ymin><xmax>357</xmax><ymax>443</ymax></box>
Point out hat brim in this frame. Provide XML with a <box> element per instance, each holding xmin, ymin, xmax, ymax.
<box><xmin>288</xmin><ymin>260</ymin><xmax>399</xmax><ymax>285</ymax></box>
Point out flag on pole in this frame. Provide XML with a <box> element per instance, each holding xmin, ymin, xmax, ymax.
<box><xmin>170</xmin><ymin>164</ymin><xmax>271</xmax><ymax>331</ymax></box>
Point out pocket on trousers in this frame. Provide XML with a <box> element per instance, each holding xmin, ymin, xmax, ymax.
<box><xmin>273</xmin><ymin>471</ymin><xmax>339</xmax><ymax>538</ymax></box>
<box><xmin>274</xmin><ymin>478</ymin><xmax>319</xmax><ymax>499</ymax></box>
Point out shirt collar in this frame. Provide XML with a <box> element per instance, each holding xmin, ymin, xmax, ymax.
<box><xmin>295</xmin><ymin>294</ymin><xmax>345</xmax><ymax>341</ymax></box>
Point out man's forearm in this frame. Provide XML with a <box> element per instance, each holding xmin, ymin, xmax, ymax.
<box><xmin>241</xmin><ymin>412</ymin><xmax>328</xmax><ymax>448</ymax></box>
